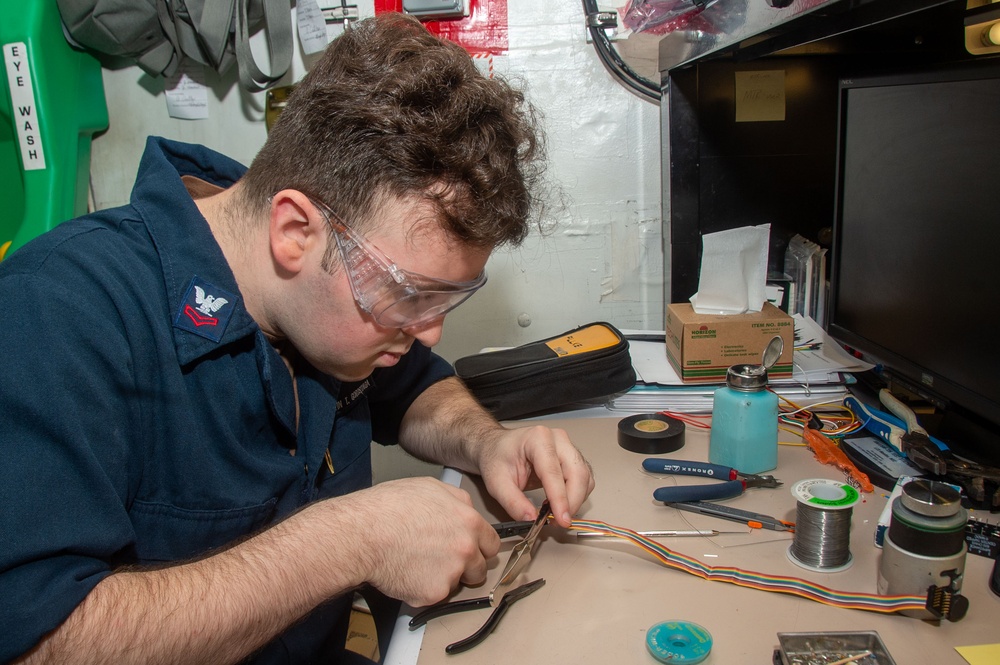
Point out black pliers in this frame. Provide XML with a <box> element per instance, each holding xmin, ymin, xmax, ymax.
<box><xmin>643</xmin><ymin>458</ymin><xmax>782</xmax><ymax>502</ymax></box>
<box><xmin>408</xmin><ymin>578</ymin><xmax>546</xmax><ymax>654</ymax></box>
<box><xmin>408</xmin><ymin>501</ymin><xmax>550</xmax><ymax>654</ymax></box>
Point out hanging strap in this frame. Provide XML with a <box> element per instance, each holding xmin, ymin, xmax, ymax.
<box><xmin>234</xmin><ymin>0</ymin><xmax>293</xmax><ymax>92</ymax></box>
<box><xmin>155</xmin><ymin>0</ymin><xmax>291</xmax><ymax>90</ymax></box>
<box><xmin>188</xmin><ymin>0</ymin><xmax>236</xmax><ymax>70</ymax></box>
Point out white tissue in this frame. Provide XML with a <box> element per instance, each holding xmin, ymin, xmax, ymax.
<box><xmin>690</xmin><ymin>224</ymin><xmax>770</xmax><ymax>315</ymax></box>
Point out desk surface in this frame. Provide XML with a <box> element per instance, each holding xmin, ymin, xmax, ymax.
<box><xmin>408</xmin><ymin>417</ymin><xmax>998</xmax><ymax>664</ymax></box>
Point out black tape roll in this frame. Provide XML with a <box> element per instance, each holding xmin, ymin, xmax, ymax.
<box><xmin>618</xmin><ymin>414</ymin><xmax>685</xmax><ymax>454</ymax></box>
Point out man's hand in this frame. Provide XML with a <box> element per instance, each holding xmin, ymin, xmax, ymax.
<box><xmin>330</xmin><ymin>477</ymin><xmax>501</xmax><ymax>607</ymax></box>
<box><xmin>474</xmin><ymin>425</ymin><xmax>595</xmax><ymax>528</ymax></box>
<box><xmin>399</xmin><ymin>378</ymin><xmax>596</xmax><ymax>529</ymax></box>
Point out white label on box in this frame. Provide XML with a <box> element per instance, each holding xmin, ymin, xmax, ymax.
<box><xmin>3</xmin><ymin>42</ymin><xmax>46</xmax><ymax>170</ymax></box>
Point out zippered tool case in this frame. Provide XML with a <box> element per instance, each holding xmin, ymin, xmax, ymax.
<box><xmin>454</xmin><ymin>322</ymin><xmax>636</xmax><ymax>420</ymax></box>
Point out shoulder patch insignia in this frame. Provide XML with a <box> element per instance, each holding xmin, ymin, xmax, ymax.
<box><xmin>174</xmin><ymin>276</ymin><xmax>237</xmax><ymax>342</ymax></box>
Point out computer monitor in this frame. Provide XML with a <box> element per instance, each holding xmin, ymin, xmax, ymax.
<box><xmin>827</xmin><ymin>60</ymin><xmax>1000</xmax><ymax>465</ymax></box>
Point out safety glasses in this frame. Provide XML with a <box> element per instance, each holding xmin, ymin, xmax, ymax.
<box><xmin>307</xmin><ymin>197</ymin><xmax>487</xmax><ymax>328</ymax></box>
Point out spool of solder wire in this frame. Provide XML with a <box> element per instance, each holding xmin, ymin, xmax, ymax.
<box><xmin>787</xmin><ymin>479</ymin><xmax>860</xmax><ymax>572</ymax></box>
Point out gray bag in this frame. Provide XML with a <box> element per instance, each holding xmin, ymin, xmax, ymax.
<box><xmin>56</xmin><ymin>0</ymin><xmax>294</xmax><ymax>92</ymax></box>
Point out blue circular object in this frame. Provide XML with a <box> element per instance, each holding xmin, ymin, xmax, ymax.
<box><xmin>645</xmin><ymin>620</ymin><xmax>713</xmax><ymax>663</ymax></box>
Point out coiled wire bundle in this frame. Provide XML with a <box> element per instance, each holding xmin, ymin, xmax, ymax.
<box><xmin>787</xmin><ymin>479</ymin><xmax>860</xmax><ymax>572</ymax></box>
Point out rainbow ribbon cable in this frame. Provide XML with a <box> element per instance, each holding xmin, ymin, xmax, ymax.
<box><xmin>569</xmin><ymin>519</ymin><xmax>928</xmax><ymax>615</ymax></box>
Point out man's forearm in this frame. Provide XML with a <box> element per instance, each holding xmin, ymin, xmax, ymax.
<box><xmin>397</xmin><ymin>376</ymin><xmax>503</xmax><ymax>473</ymax></box>
<box><xmin>397</xmin><ymin>377</ymin><xmax>595</xmax><ymax>528</ymax></box>
<box><xmin>17</xmin><ymin>501</ymin><xmax>369</xmax><ymax>665</ymax></box>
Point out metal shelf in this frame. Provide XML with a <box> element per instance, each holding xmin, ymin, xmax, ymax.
<box><xmin>658</xmin><ymin>0</ymin><xmax>956</xmax><ymax>74</ymax></box>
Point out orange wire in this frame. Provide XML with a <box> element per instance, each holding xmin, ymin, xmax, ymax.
<box><xmin>658</xmin><ymin>411</ymin><xmax>712</xmax><ymax>429</ymax></box>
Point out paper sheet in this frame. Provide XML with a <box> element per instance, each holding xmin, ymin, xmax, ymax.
<box><xmin>297</xmin><ymin>0</ymin><xmax>330</xmax><ymax>54</ymax></box>
<box><xmin>956</xmin><ymin>643</ymin><xmax>1000</xmax><ymax>664</ymax></box>
<box><xmin>791</xmin><ymin>314</ymin><xmax>874</xmax><ymax>380</ymax></box>
<box><xmin>690</xmin><ymin>224</ymin><xmax>770</xmax><ymax>315</ymax></box>
<box><xmin>735</xmin><ymin>70</ymin><xmax>786</xmax><ymax>122</ymax></box>
<box><xmin>165</xmin><ymin>62</ymin><xmax>209</xmax><ymax>120</ymax></box>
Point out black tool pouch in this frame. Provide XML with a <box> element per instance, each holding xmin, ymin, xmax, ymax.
<box><xmin>454</xmin><ymin>322</ymin><xmax>636</xmax><ymax>420</ymax></box>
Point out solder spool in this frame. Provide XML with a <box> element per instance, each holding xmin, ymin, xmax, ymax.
<box><xmin>787</xmin><ymin>479</ymin><xmax>861</xmax><ymax>572</ymax></box>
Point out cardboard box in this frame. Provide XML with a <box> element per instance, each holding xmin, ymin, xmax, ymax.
<box><xmin>665</xmin><ymin>302</ymin><xmax>795</xmax><ymax>383</ymax></box>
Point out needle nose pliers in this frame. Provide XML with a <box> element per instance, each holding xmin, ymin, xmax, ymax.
<box><xmin>408</xmin><ymin>501</ymin><xmax>550</xmax><ymax>654</ymax></box>
<box><xmin>643</xmin><ymin>458</ymin><xmax>782</xmax><ymax>502</ymax></box>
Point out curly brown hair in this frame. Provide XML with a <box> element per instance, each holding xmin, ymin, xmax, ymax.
<box><xmin>240</xmin><ymin>12</ymin><xmax>545</xmax><ymax>255</ymax></box>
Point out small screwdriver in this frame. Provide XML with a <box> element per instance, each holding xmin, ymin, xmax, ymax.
<box><xmin>667</xmin><ymin>501</ymin><xmax>795</xmax><ymax>532</ymax></box>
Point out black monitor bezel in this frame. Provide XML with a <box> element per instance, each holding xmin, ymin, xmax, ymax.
<box><xmin>827</xmin><ymin>60</ymin><xmax>1000</xmax><ymax>435</ymax></box>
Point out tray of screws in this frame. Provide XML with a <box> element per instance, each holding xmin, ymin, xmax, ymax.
<box><xmin>776</xmin><ymin>631</ymin><xmax>896</xmax><ymax>665</ymax></box>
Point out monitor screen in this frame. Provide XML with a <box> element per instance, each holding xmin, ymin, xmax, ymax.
<box><xmin>828</xmin><ymin>62</ymin><xmax>1000</xmax><ymax>458</ymax></box>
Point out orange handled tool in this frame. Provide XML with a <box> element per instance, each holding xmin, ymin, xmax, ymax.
<box><xmin>803</xmin><ymin>426</ymin><xmax>875</xmax><ymax>493</ymax></box>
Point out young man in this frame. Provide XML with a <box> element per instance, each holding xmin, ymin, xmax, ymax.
<box><xmin>0</xmin><ymin>13</ymin><xmax>594</xmax><ymax>664</ymax></box>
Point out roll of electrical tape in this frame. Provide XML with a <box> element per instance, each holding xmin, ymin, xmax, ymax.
<box><xmin>618</xmin><ymin>414</ymin><xmax>685</xmax><ymax>454</ymax></box>
<box><xmin>645</xmin><ymin>620</ymin><xmax>712</xmax><ymax>664</ymax></box>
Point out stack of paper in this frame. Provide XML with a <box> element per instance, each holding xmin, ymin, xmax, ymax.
<box><xmin>790</xmin><ymin>314</ymin><xmax>874</xmax><ymax>382</ymax></box>
<box><xmin>611</xmin><ymin>317</ymin><xmax>872</xmax><ymax>414</ymax></box>
<box><xmin>608</xmin><ymin>382</ymin><xmax>851</xmax><ymax>414</ymax></box>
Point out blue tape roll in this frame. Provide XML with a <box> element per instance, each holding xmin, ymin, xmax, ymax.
<box><xmin>645</xmin><ymin>620</ymin><xmax>713</xmax><ymax>664</ymax></box>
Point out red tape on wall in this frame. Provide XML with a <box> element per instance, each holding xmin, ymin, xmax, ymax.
<box><xmin>373</xmin><ymin>0</ymin><xmax>508</xmax><ymax>55</ymax></box>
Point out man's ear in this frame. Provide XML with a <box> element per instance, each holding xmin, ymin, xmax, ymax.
<box><xmin>268</xmin><ymin>190</ymin><xmax>323</xmax><ymax>275</ymax></box>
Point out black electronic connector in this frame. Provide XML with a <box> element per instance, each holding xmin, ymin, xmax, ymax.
<box><xmin>924</xmin><ymin>579</ymin><xmax>970</xmax><ymax>622</ymax></box>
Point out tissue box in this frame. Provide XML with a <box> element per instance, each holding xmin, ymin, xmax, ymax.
<box><xmin>665</xmin><ymin>302</ymin><xmax>794</xmax><ymax>383</ymax></box>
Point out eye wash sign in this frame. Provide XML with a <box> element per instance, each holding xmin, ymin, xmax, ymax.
<box><xmin>4</xmin><ymin>42</ymin><xmax>46</xmax><ymax>171</ymax></box>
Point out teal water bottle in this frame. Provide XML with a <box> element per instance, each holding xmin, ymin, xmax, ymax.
<box><xmin>709</xmin><ymin>363</ymin><xmax>778</xmax><ymax>474</ymax></box>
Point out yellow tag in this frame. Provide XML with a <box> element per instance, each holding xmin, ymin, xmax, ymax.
<box><xmin>545</xmin><ymin>325</ymin><xmax>620</xmax><ymax>357</ymax></box>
